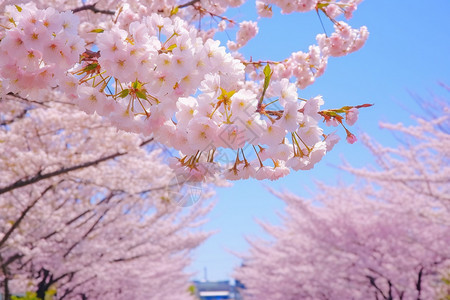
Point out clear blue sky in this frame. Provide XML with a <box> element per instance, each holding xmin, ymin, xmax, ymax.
<box><xmin>188</xmin><ymin>0</ymin><xmax>450</xmax><ymax>282</ymax></box>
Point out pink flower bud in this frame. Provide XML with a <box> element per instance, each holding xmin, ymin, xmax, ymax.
<box><xmin>346</xmin><ymin>133</ymin><xmax>357</xmax><ymax>144</ymax></box>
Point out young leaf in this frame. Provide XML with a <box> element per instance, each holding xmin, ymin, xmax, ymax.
<box><xmin>132</xmin><ymin>80</ymin><xmax>141</xmax><ymax>90</ymax></box>
<box><xmin>259</xmin><ymin>64</ymin><xmax>273</xmax><ymax>105</ymax></box>
<box><xmin>136</xmin><ymin>90</ymin><xmax>148</xmax><ymax>100</ymax></box>
<box><xmin>119</xmin><ymin>89</ymin><xmax>130</xmax><ymax>98</ymax></box>
<box><xmin>83</xmin><ymin>63</ymin><xmax>98</xmax><ymax>72</ymax></box>
<box><xmin>170</xmin><ymin>6</ymin><xmax>179</xmax><ymax>16</ymax></box>
<box><xmin>263</xmin><ymin>64</ymin><xmax>272</xmax><ymax>91</ymax></box>
<box><xmin>167</xmin><ymin>44</ymin><xmax>177</xmax><ymax>52</ymax></box>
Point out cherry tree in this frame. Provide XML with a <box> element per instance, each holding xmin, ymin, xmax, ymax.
<box><xmin>0</xmin><ymin>91</ymin><xmax>213</xmax><ymax>299</ymax></box>
<box><xmin>0</xmin><ymin>0</ymin><xmax>371</xmax><ymax>181</ymax></box>
<box><xmin>234</xmin><ymin>99</ymin><xmax>450</xmax><ymax>299</ymax></box>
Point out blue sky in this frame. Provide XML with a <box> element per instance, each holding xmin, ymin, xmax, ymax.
<box><xmin>188</xmin><ymin>0</ymin><xmax>450</xmax><ymax>281</ymax></box>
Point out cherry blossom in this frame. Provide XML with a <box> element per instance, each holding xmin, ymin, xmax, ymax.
<box><xmin>345</xmin><ymin>106</ymin><xmax>359</xmax><ymax>125</ymax></box>
<box><xmin>0</xmin><ymin>0</ymin><xmax>371</xmax><ymax>182</ymax></box>
<box><xmin>227</xmin><ymin>21</ymin><xmax>259</xmax><ymax>50</ymax></box>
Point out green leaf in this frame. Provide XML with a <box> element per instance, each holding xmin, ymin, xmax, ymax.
<box><xmin>136</xmin><ymin>90</ymin><xmax>147</xmax><ymax>100</ymax></box>
<box><xmin>263</xmin><ymin>64</ymin><xmax>272</xmax><ymax>91</ymax></box>
<box><xmin>90</xmin><ymin>28</ymin><xmax>104</xmax><ymax>33</ymax></box>
<box><xmin>11</xmin><ymin>291</ymin><xmax>40</xmax><ymax>300</ymax></box>
<box><xmin>218</xmin><ymin>88</ymin><xmax>236</xmax><ymax>102</ymax></box>
<box><xmin>170</xmin><ymin>6</ymin><xmax>179</xmax><ymax>16</ymax></box>
<box><xmin>8</xmin><ymin>17</ymin><xmax>17</xmax><ymax>26</ymax></box>
<box><xmin>187</xmin><ymin>284</ymin><xmax>196</xmax><ymax>295</ymax></box>
<box><xmin>44</xmin><ymin>287</ymin><xmax>57</xmax><ymax>300</ymax></box>
<box><xmin>46</xmin><ymin>288</ymin><xmax>57</xmax><ymax>296</ymax></box>
<box><xmin>15</xmin><ymin>5</ymin><xmax>22</xmax><ymax>12</ymax></box>
<box><xmin>167</xmin><ymin>44</ymin><xmax>177</xmax><ymax>52</ymax></box>
<box><xmin>83</xmin><ymin>63</ymin><xmax>98</xmax><ymax>72</ymax></box>
<box><xmin>259</xmin><ymin>64</ymin><xmax>272</xmax><ymax>103</ymax></box>
<box><xmin>132</xmin><ymin>80</ymin><xmax>141</xmax><ymax>90</ymax></box>
<box><xmin>119</xmin><ymin>89</ymin><xmax>130</xmax><ymax>98</ymax></box>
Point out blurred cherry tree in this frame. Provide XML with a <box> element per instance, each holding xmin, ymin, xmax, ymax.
<box><xmin>235</xmin><ymin>95</ymin><xmax>450</xmax><ymax>299</ymax></box>
<box><xmin>0</xmin><ymin>91</ymin><xmax>213</xmax><ymax>299</ymax></box>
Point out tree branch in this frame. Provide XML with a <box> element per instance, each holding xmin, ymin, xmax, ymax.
<box><xmin>63</xmin><ymin>207</ymin><xmax>111</xmax><ymax>259</ymax></box>
<box><xmin>36</xmin><ymin>268</ymin><xmax>74</xmax><ymax>299</ymax></box>
<box><xmin>366</xmin><ymin>275</ymin><xmax>389</xmax><ymax>300</ymax></box>
<box><xmin>1</xmin><ymin>255</ymin><xmax>11</xmax><ymax>300</ymax></box>
<box><xmin>179</xmin><ymin>0</ymin><xmax>202</xmax><ymax>8</ymax></box>
<box><xmin>0</xmin><ymin>153</ymin><xmax>124</xmax><ymax>195</ymax></box>
<box><xmin>0</xmin><ymin>108</ymin><xmax>28</xmax><ymax>126</ymax></box>
<box><xmin>60</xmin><ymin>274</ymin><xmax>97</xmax><ymax>300</ymax></box>
<box><xmin>1</xmin><ymin>253</ymin><xmax>23</xmax><ymax>269</ymax></box>
<box><xmin>0</xmin><ymin>138</ymin><xmax>153</xmax><ymax>195</ymax></box>
<box><xmin>72</xmin><ymin>3</ymin><xmax>115</xmax><ymax>15</ymax></box>
<box><xmin>0</xmin><ymin>185</ymin><xmax>54</xmax><ymax>248</ymax></box>
<box><xmin>416</xmin><ymin>266</ymin><xmax>423</xmax><ymax>300</ymax></box>
<box><xmin>6</xmin><ymin>92</ymin><xmax>50</xmax><ymax>107</ymax></box>
<box><xmin>387</xmin><ymin>279</ymin><xmax>393</xmax><ymax>300</ymax></box>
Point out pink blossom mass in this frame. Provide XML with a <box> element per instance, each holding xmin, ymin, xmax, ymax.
<box><xmin>235</xmin><ymin>101</ymin><xmax>450</xmax><ymax>299</ymax></box>
<box><xmin>0</xmin><ymin>1</ymin><xmax>375</xmax><ymax>298</ymax></box>
<box><xmin>0</xmin><ymin>0</ymin><xmax>371</xmax><ymax>182</ymax></box>
<box><xmin>1</xmin><ymin>0</ymin><xmax>447</xmax><ymax>299</ymax></box>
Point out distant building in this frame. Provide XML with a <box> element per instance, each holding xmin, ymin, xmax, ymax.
<box><xmin>192</xmin><ymin>280</ymin><xmax>244</xmax><ymax>300</ymax></box>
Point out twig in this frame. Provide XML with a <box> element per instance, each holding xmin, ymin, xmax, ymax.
<box><xmin>0</xmin><ymin>138</ymin><xmax>153</xmax><ymax>195</ymax></box>
<box><xmin>179</xmin><ymin>0</ymin><xmax>202</xmax><ymax>9</ymax></box>
<box><xmin>72</xmin><ymin>3</ymin><xmax>115</xmax><ymax>15</ymax></box>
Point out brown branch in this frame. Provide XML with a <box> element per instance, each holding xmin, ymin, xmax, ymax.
<box><xmin>0</xmin><ymin>108</ymin><xmax>28</xmax><ymax>126</ymax></box>
<box><xmin>366</xmin><ymin>275</ymin><xmax>389</xmax><ymax>300</ymax></box>
<box><xmin>179</xmin><ymin>0</ymin><xmax>202</xmax><ymax>9</ymax></box>
<box><xmin>42</xmin><ymin>209</ymin><xmax>91</xmax><ymax>241</ymax></box>
<box><xmin>140</xmin><ymin>138</ymin><xmax>154</xmax><ymax>147</ymax></box>
<box><xmin>36</xmin><ymin>269</ymin><xmax>75</xmax><ymax>300</ymax></box>
<box><xmin>61</xmin><ymin>274</ymin><xmax>97</xmax><ymax>300</ymax></box>
<box><xmin>416</xmin><ymin>266</ymin><xmax>423</xmax><ymax>300</ymax></box>
<box><xmin>65</xmin><ymin>210</ymin><xmax>93</xmax><ymax>227</ymax></box>
<box><xmin>0</xmin><ymin>138</ymin><xmax>153</xmax><ymax>196</ymax></box>
<box><xmin>6</xmin><ymin>92</ymin><xmax>49</xmax><ymax>107</ymax></box>
<box><xmin>1</xmin><ymin>255</ymin><xmax>11</xmax><ymax>300</ymax></box>
<box><xmin>0</xmin><ymin>185</ymin><xmax>54</xmax><ymax>248</ymax></box>
<box><xmin>72</xmin><ymin>3</ymin><xmax>115</xmax><ymax>15</ymax></box>
<box><xmin>111</xmin><ymin>253</ymin><xmax>146</xmax><ymax>263</ymax></box>
<box><xmin>1</xmin><ymin>253</ymin><xmax>23</xmax><ymax>269</ymax></box>
<box><xmin>0</xmin><ymin>153</ymin><xmax>124</xmax><ymax>195</ymax></box>
<box><xmin>63</xmin><ymin>207</ymin><xmax>111</xmax><ymax>259</ymax></box>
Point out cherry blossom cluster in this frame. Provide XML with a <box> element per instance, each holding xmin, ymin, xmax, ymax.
<box><xmin>243</xmin><ymin>22</ymin><xmax>368</xmax><ymax>89</ymax></box>
<box><xmin>245</xmin><ymin>0</ymin><xmax>368</xmax><ymax>88</ymax></box>
<box><xmin>317</xmin><ymin>21</ymin><xmax>368</xmax><ymax>57</ymax></box>
<box><xmin>0</xmin><ymin>1</ymin><xmax>371</xmax><ymax>182</ymax></box>
<box><xmin>256</xmin><ymin>0</ymin><xmax>362</xmax><ymax>17</ymax></box>
<box><xmin>71</xmin><ymin>15</ymin><xmax>246</xmax><ymax>132</ymax></box>
<box><xmin>227</xmin><ymin>21</ymin><xmax>259</xmax><ymax>50</ymax></box>
<box><xmin>73</xmin><ymin>19</ymin><xmax>367</xmax><ymax>181</ymax></box>
<box><xmin>0</xmin><ymin>2</ymin><xmax>84</xmax><ymax>97</ymax></box>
